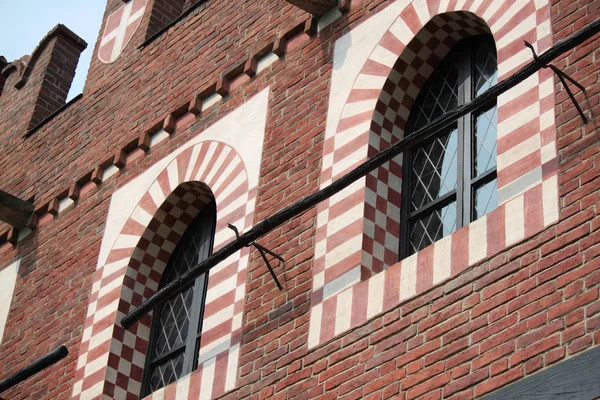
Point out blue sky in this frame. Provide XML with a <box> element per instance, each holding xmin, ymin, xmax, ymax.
<box><xmin>0</xmin><ymin>0</ymin><xmax>107</xmax><ymax>100</ymax></box>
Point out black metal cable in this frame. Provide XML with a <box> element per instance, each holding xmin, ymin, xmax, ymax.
<box><xmin>121</xmin><ymin>18</ymin><xmax>600</xmax><ymax>330</ymax></box>
<box><xmin>0</xmin><ymin>346</ymin><xmax>68</xmax><ymax>393</ymax></box>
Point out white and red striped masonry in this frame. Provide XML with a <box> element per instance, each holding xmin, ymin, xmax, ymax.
<box><xmin>98</xmin><ymin>0</ymin><xmax>146</xmax><ymax>63</ymax></box>
<box><xmin>72</xmin><ymin>89</ymin><xmax>269</xmax><ymax>400</ymax></box>
<box><xmin>309</xmin><ymin>0</ymin><xmax>558</xmax><ymax>349</ymax></box>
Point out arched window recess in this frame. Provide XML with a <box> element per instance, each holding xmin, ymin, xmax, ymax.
<box><xmin>399</xmin><ymin>35</ymin><xmax>498</xmax><ymax>258</ymax></box>
<box><xmin>119</xmin><ymin>19</ymin><xmax>598</xmax><ymax>333</ymax></box>
<box><xmin>141</xmin><ymin>200</ymin><xmax>216</xmax><ymax>396</ymax></box>
<box><xmin>140</xmin><ymin>204</ymin><xmax>284</xmax><ymax>396</ymax></box>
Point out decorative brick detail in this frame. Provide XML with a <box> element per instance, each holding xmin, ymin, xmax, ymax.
<box><xmin>91</xmin><ymin>167</ymin><xmax>103</xmax><ymax>184</ymax></box>
<box><xmin>272</xmin><ymin>38</ymin><xmax>286</xmax><ymax>57</ymax></box>
<box><xmin>138</xmin><ymin>132</ymin><xmax>151</xmax><ymax>151</ymax></box>
<box><xmin>7</xmin><ymin>228</ymin><xmax>18</xmax><ymax>245</ymax></box>
<box><xmin>25</xmin><ymin>213</ymin><xmax>38</xmax><ymax>230</ymax></box>
<box><xmin>215</xmin><ymin>77</ymin><xmax>230</xmax><ymax>97</ymax></box>
<box><xmin>304</xmin><ymin>17</ymin><xmax>319</xmax><ymax>36</ymax></box>
<box><xmin>68</xmin><ymin>184</ymin><xmax>80</xmax><ymax>201</ymax></box>
<box><xmin>114</xmin><ymin>150</ymin><xmax>126</xmax><ymax>169</ymax></box>
<box><xmin>309</xmin><ymin>0</ymin><xmax>558</xmax><ymax>349</ymax></box>
<box><xmin>48</xmin><ymin>198</ymin><xmax>60</xmax><ymax>216</ymax></box>
<box><xmin>286</xmin><ymin>0</ymin><xmax>337</xmax><ymax>17</ymax></box>
<box><xmin>98</xmin><ymin>0</ymin><xmax>146</xmax><ymax>63</ymax></box>
<box><xmin>72</xmin><ymin>140</ymin><xmax>256</xmax><ymax>400</ymax></box>
<box><xmin>244</xmin><ymin>58</ymin><xmax>258</xmax><ymax>78</ymax></box>
<box><xmin>189</xmin><ymin>94</ymin><xmax>203</xmax><ymax>115</ymax></box>
<box><xmin>338</xmin><ymin>0</ymin><xmax>350</xmax><ymax>13</ymax></box>
<box><xmin>163</xmin><ymin>113</ymin><xmax>176</xmax><ymax>134</ymax></box>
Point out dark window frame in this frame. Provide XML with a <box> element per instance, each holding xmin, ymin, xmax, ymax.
<box><xmin>141</xmin><ymin>200</ymin><xmax>216</xmax><ymax>396</ymax></box>
<box><xmin>399</xmin><ymin>35</ymin><xmax>498</xmax><ymax>259</ymax></box>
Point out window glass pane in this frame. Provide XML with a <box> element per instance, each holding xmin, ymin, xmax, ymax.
<box><xmin>148</xmin><ymin>351</ymin><xmax>186</xmax><ymax>393</ymax></box>
<box><xmin>474</xmin><ymin>38</ymin><xmax>498</xmax><ymax>96</ymax></box>
<box><xmin>145</xmin><ymin>200</ymin><xmax>216</xmax><ymax>396</ymax></box>
<box><xmin>473</xmin><ymin>105</ymin><xmax>497</xmax><ymax>176</ymax></box>
<box><xmin>474</xmin><ymin>179</ymin><xmax>498</xmax><ymax>219</ymax></box>
<box><xmin>407</xmin><ymin>57</ymin><xmax>459</xmax><ymax>132</ymax></box>
<box><xmin>410</xmin><ymin>128</ymin><xmax>458</xmax><ymax>211</ymax></box>
<box><xmin>153</xmin><ymin>287</ymin><xmax>193</xmax><ymax>358</ymax></box>
<box><xmin>163</xmin><ymin>212</ymin><xmax>213</xmax><ymax>283</ymax></box>
<box><xmin>153</xmin><ymin>201</ymin><xmax>215</xmax><ymax>360</ymax></box>
<box><xmin>408</xmin><ymin>202</ymin><xmax>457</xmax><ymax>255</ymax></box>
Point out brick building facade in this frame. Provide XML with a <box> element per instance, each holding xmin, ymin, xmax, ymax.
<box><xmin>0</xmin><ymin>0</ymin><xmax>599</xmax><ymax>399</ymax></box>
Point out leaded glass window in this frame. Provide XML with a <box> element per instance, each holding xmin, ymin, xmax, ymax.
<box><xmin>400</xmin><ymin>35</ymin><xmax>498</xmax><ymax>258</ymax></box>
<box><xmin>142</xmin><ymin>200</ymin><xmax>216</xmax><ymax>396</ymax></box>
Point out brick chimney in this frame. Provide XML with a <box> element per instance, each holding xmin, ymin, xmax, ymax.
<box><xmin>0</xmin><ymin>24</ymin><xmax>87</xmax><ymax>136</ymax></box>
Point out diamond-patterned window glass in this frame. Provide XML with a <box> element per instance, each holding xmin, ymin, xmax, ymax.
<box><xmin>152</xmin><ymin>287</ymin><xmax>193</xmax><ymax>358</ymax></box>
<box><xmin>400</xmin><ymin>34</ymin><xmax>498</xmax><ymax>260</ymax></box>
<box><xmin>161</xmin><ymin>205</ymin><xmax>214</xmax><ymax>283</ymax></box>
<box><xmin>143</xmin><ymin>200</ymin><xmax>216</xmax><ymax>396</ymax></box>
<box><xmin>474</xmin><ymin>179</ymin><xmax>498</xmax><ymax>219</ymax></box>
<box><xmin>148</xmin><ymin>350</ymin><xmax>186</xmax><ymax>393</ymax></box>
<box><xmin>407</xmin><ymin>56</ymin><xmax>459</xmax><ymax>133</ymax></box>
<box><xmin>474</xmin><ymin>37</ymin><xmax>498</xmax><ymax>97</ymax></box>
<box><xmin>408</xmin><ymin>202</ymin><xmax>457</xmax><ymax>254</ymax></box>
<box><xmin>473</xmin><ymin>104</ymin><xmax>497</xmax><ymax>176</ymax></box>
<box><xmin>410</xmin><ymin>127</ymin><xmax>458</xmax><ymax>211</ymax></box>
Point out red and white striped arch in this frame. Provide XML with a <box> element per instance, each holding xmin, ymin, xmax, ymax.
<box><xmin>71</xmin><ymin>141</ymin><xmax>254</xmax><ymax>399</ymax></box>
<box><xmin>309</xmin><ymin>0</ymin><xmax>558</xmax><ymax>348</ymax></box>
<box><xmin>71</xmin><ymin>88</ymin><xmax>269</xmax><ymax>399</ymax></box>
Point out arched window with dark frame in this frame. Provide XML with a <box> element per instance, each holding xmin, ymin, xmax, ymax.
<box><xmin>400</xmin><ymin>35</ymin><xmax>498</xmax><ymax>258</ymax></box>
<box><xmin>141</xmin><ymin>200</ymin><xmax>216</xmax><ymax>396</ymax></box>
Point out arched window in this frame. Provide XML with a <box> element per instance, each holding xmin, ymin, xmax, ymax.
<box><xmin>141</xmin><ymin>200</ymin><xmax>216</xmax><ymax>395</ymax></box>
<box><xmin>400</xmin><ymin>35</ymin><xmax>498</xmax><ymax>258</ymax></box>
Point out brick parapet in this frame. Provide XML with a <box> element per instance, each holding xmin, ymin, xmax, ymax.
<box><xmin>0</xmin><ymin>25</ymin><xmax>86</xmax><ymax>140</ymax></box>
<box><xmin>0</xmin><ymin>13</ymin><xmax>324</xmax><ymax>249</ymax></box>
<box><xmin>0</xmin><ymin>1</ymin><xmax>324</xmax><ymax>244</ymax></box>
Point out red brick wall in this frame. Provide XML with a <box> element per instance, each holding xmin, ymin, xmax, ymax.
<box><xmin>146</xmin><ymin>0</ymin><xmax>186</xmax><ymax>40</ymax></box>
<box><xmin>0</xmin><ymin>25</ymin><xmax>86</xmax><ymax>140</ymax></box>
<box><xmin>0</xmin><ymin>0</ymin><xmax>598</xmax><ymax>399</ymax></box>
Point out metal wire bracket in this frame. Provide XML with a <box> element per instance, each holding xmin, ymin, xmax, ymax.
<box><xmin>525</xmin><ymin>40</ymin><xmax>588</xmax><ymax>124</ymax></box>
<box><xmin>228</xmin><ymin>224</ymin><xmax>284</xmax><ymax>290</ymax></box>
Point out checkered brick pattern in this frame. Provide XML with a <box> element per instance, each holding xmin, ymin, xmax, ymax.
<box><xmin>72</xmin><ymin>140</ymin><xmax>255</xmax><ymax>399</ymax></box>
<box><xmin>363</xmin><ymin>11</ymin><xmax>490</xmax><ymax>277</ymax></box>
<box><xmin>126</xmin><ymin>182</ymin><xmax>214</xmax><ymax>305</ymax></box>
<box><xmin>309</xmin><ymin>0</ymin><xmax>558</xmax><ymax>349</ymax></box>
<box><xmin>311</xmin><ymin>180</ymin><xmax>559</xmax><ymax>346</ymax></box>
